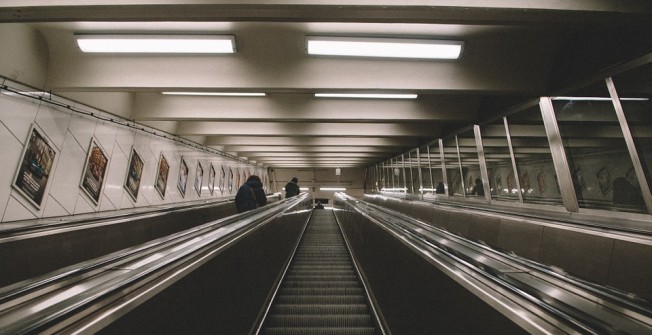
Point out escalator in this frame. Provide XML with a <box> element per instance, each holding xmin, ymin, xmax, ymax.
<box><xmin>258</xmin><ymin>209</ymin><xmax>383</xmax><ymax>335</ymax></box>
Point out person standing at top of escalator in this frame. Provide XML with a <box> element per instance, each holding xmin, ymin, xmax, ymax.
<box><xmin>284</xmin><ymin>177</ymin><xmax>300</xmax><ymax>198</ymax></box>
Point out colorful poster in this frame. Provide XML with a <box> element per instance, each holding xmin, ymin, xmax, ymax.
<box><xmin>155</xmin><ymin>154</ymin><xmax>169</xmax><ymax>199</ymax></box>
<box><xmin>177</xmin><ymin>157</ymin><xmax>188</xmax><ymax>198</ymax></box>
<box><xmin>80</xmin><ymin>138</ymin><xmax>109</xmax><ymax>204</ymax></box>
<box><xmin>194</xmin><ymin>161</ymin><xmax>203</xmax><ymax>196</ymax></box>
<box><xmin>124</xmin><ymin>148</ymin><xmax>144</xmax><ymax>201</ymax></box>
<box><xmin>208</xmin><ymin>163</ymin><xmax>216</xmax><ymax>195</ymax></box>
<box><xmin>13</xmin><ymin>125</ymin><xmax>57</xmax><ymax>208</ymax></box>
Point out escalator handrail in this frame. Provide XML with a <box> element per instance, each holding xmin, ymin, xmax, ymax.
<box><xmin>0</xmin><ymin>194</ymin><xmax>309</xmax><ymax>335</ymax></box>
<box><xmin>337</xmin><ymin>193</ymin><xmax>652</xmax><ymax>335</ymax></box>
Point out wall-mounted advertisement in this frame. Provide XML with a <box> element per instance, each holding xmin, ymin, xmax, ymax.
<box><xmin>124</xmin><ymin>148</ymin><xmax>144</xmax><ymax>201</ymax></box>
<box><xmin>80</xmin><ymin>138</ymin><xmax>109</xmax><ymax>205</ymax></box>
<box><xmin>228</xmin><ymin>167</ymin><xmax>234</xmax><ymax>194</ymax></box>
<box><xmin>13</xmin><ymin>125</ymin><xmax>57</xmax><ymax>209</ymax></box>
<box><xmin>234</xmin><ymin>167</ymin><xmax>241</xmax><ymax>192</ymax></box>
<box><xmin>155</xmin><ymin>154</ymin><xmax>169</xmax><ymax>199</ymax></box>
<box><xmin>177</xmin><ymin>156</ymin><xmax>188</xmax><ymax>198</ymax></box>
<box><xmin>194</xmin><ymin>161</ymin><xmax>203</xmax><ymax>197</ymax></box>
<box><xmin>208</xmin><ymin>163</ymin><xmax>216</xmax><ymax>195</ymax></box>
<box><xmin>219</xmin><ymin>165</ymin><xmax>225</xmax><ymax>195</ymax></box>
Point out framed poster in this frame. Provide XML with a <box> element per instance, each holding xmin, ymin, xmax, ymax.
<box><xmin>177</xmin><ymin>156</ymin><xmax>188</xmax><ymax>198</ymax></box>
<box><xmin>124</xmin><ymin>148</ymin><xmax>144</xmax><ymax>201</ymax></box>
<box><xmin>219</xmin><ymin>165</ymin><xmax>225</xmax><ymax>195</ymax></box>
<box><xmin>80</xmin><ymin>138</ymin><xmax>109</xmax><ymax>205</ymax></box>
<box><xmin>227</xmin><ymin>167</ymin><xmax>234</xmax><ymax>194</ymax></box>
<box><xmin>13</xmin><ymin>125</ymin><xmax>57</xmax><ymax>209</ymax></box>
<box><xmin>194</xmin><ymin>161</ymin><xmax>203</xmax><ymax>197</ymax></box>
<box><xmin>155</xmin><ymin>154</ymin><xmax>169</xmax><ymax>199</ymax></box>
<box><xmin>208</xmin><ymin>163</ymin><xmax>216</xmax><ymax>195</ymax></box>
<box><xmin>234</xmin><ymin>168</ymin><xmax>241</xmax><ymax>192</ymax></box>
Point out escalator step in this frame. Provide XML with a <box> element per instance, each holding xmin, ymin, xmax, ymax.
<box><xmin>275</xmin><ymin>294</ymin><xmax>366</xmax><ymax>305</ymax></box>
<box><xmin>262</xmin><ymin>327</ymin><xmax>378</xmax><ymax>335</ymax></box>
<box><xmin>266</xmin><ymin>314</ymin><xmax>374</xmax><ymax>327</ymax></box>
<box><xmin>270</xmin><ymin>304</ymin><xmax>370</xmax><ymax>315</ymax></box>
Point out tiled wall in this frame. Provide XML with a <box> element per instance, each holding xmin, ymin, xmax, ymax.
<box><xmin>0</xmin><ymin>80</ymin><xmax>264</xmax><ymax>223</ymax></box>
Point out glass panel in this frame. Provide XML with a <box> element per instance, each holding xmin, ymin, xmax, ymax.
<box><xmin>428</xmin><ymin>143</ymin><xmax>446</xmax><ymax>195</ymax></box>
<box><xmin>418</xmin><ymin>146</ymin><xmax>433</xmax><ymax>193</ymax></box>
<box><xmin>552</xmin><ymin>80</ymin><xmax>645</xmax><ymax>213</ymax></box>
<box><xmin>443</xmin><ymin>137</ymin><xmax>463</xmax><ymax>196</ymax></box>
<box><xmin>457</xmin><ymin>129</ymin><xmax>483</xmax><ymax>197</ymax></box>
<box><xmin>507</xmin><ymin>105</ymin><xmax>563</xmax><ymax>206</ymax></box>
<box><xmin>482</xmin><ymin>118</ymin><xmax>518</xmax><ymax>201</ymax></box>
<box><xmin>612</xmin><ymin>62</ymin><xmax>652</xmax><ymax>214</ymax></box>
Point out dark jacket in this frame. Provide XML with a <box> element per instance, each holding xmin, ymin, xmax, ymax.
<box><xmin>284</xmin><ymin>181</ymin><xmax>300</xmax><ymax>198</ymax></box>
<box><xmin>235</xmin><ymin>178</ymin><xmax>267</xmax><ymax>213</ymax></box>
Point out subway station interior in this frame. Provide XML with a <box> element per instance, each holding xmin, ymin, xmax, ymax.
<box><xmin>1</xmin><ymin>2</ymin><xmax>651</xmax><ymax>334</ymax></box>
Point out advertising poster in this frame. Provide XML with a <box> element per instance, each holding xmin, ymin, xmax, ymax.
<box><xmin>13</xmin><ymin>125</ymin><xmax>57</xmax><ymax>208</ymax></box>
<box><xmin>194</xmin><ymin>161</ymin><xmax>203</xmax><ymax>196</ymax></box>
<box><xmin>155</xmin><ymin>154</ymin><xmax>169</xmax><ymax>199</ymax></box>
<box><xmin>80</xmin><ymin>138</ymin><xmax>109</xmax><ymax>205</ymax></box>
<box><xmin>177</xmin><ymin>156</ymin><xmax>188</xmax><ymax>198</ymax></box>
<box><xmin>228</xmin><ymin>167</ymin><xmax>234</xmax><ymax>194</ymax></box>
<box><xmin>208</xmin><ymin>163</ymin><xmax>216</xmax><ymax>195</ymax></box>
<box><xmin>219</xmin><ymin>165</ymin><xmax>225</xmax><ymax>195</ymax></box>
<box><xmin>124</xmin><ymin>148</ymin><xmax>144</xmax><ymax>201</ymax></box>
<box><xmin>234</xmin><ymin>168</ymin><xmax>241</xmax><ymax>192</ymax></box>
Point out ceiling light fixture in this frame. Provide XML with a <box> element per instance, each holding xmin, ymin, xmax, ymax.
<box><xmin>162</xmin><ymin>92</ymin><xmax>265</xmax><ymax>97</ymax></box>
<box><xmin>75</xmin><ymin>34</ymin><xmax>236</xmax><ymax>54</ymax></box>
<box><xmin>552</xmin><ymin>96</ymin><xmax>649</xmax><ymax>101</ymax></box>
<box><xmin>315</xmin><ymin>93</ymin><xmax>417</xmax><ymax>99</ymax></box>
<box><xmin>307</xmin><ymin>36</ymin><xmax>463</xmax><ymax>60</ymax></box>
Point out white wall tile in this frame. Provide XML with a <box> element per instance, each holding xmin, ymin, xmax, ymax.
<box><xmin>35</xmin><ymin>104</ymin><xmax>71</xmax><ymax>151</ymax></box>
<box><xmin>0</xmin><ymin>95</ymin><xmax>39</xmax><ymax>142</ymax></box>
<box><xmin>2</xmin><ymin>195</ymin><xmax>37</xmax><ymax>222</ymax></box>
<box><xmin>104</xmin><ymin>144</ymin><xmax>127</xmax><ymax>209</ymax></box>
<box><xmin>115</xmin><ymin>126</ymin><xmax>135</xmax><ymax>157</ymax></box>
<box><xmin>73</xmin><ymin>194</ymin><xmax>95</xmax><ymax>215</ymax></box>
<box><xmin>120</xmin><ymin>193</ymin><xmax>135</xmax><ymax>209</ymax></box>
<box><xmin>68</xmin><ymin>114</ymin><xmax>97</xmax><ymax>151</ymax></box>
<box><xmin>99</xmin><ymin>194</ymin><xmax>116</xmax><ymax>212</ymax></box>
<box><xmin>0</xmin><ymin>124</ymin><xmax>24</xmax><ymax>219</ymax></box>
<box><xmin>94</xmin><ymin>120</ymin><xmax>118</xmax><ymax>156</ymax></box>
<box><xmin>48</xmin><ymin>132</ymin><xmax>85</xmax><ymax>213</ymax></box>
<box><xmin>42</xmin><ymin>195</ymin><xmax>70</xmax><ymax>218</ymax></box>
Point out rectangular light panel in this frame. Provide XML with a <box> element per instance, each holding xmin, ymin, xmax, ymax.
<box><xmin>307</xmin><ymin>36</ymin><xmax>463</xmax><ymax>60</ymax></box>
<box><xmin>76</xmin><ymin>34</ymin><xmax>236</xmax><ymax>53</ymax></box>
<box><xmin>163</xmin><ymin>92</ymin><xmax>265</xmax><ymax>97</ymax></box>
<box><xmin>315</xmin><ymin>93</ymin><xmax>417</xmax><ymax>99</ymax></box>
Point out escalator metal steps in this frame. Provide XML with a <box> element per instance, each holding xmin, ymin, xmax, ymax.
<box><xmin>260</xmin><ymin>210</ymin><xmax>381</xmax><ymax>335</ymax></box>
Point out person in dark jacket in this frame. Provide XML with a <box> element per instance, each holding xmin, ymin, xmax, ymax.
<box><xmin>235</xmin><ymin>175</ymin><xmax>267</xmax><ymax>213</ymax></box>
<box><xmin>284</xmin><ymin>177</ymin><xmax>300</xmax><ymax>198</ymax></box>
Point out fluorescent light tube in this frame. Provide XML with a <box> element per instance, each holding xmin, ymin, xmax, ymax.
<box><xmin>552</xmin><ymin>96</ymin><xmax>649</xmax><ymax>101</ymax></box>
<box><xmin>315</xmin><ymin>93</ymin><xmax>417</xmax><ymax>99</ymax></box>
<box><xmin>320</xmin><ymin>187</ymin><xmax>347</xmax><ymax>191</ymax></box>
<box><xmin>307</xmin><ymin>36</ymin><xmax>463</xmax><ymax>60</ymax></box>
<box><xmin>163</xmin><ymin>92</ymin><xmax>265</xmax><ymax>97</ymax></box>
<box><xmin>76</xmin><ymin>34</ymin><xmax>236</xmax><ymax>53</ymax></box>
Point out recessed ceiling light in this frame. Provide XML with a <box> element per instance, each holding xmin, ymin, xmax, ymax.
<box><xmin>162</xmin><ymin>92</ymin><xmax>265</xmax><ymax>97</ymax></box>
<box><xmin>75</xmin><ymin>34</ymin><xmax>236</xmax><ymax>54</ymax></box>
<box><xmin>315</xmin><ymin>93</ymin><xmax>417</xmax><ymax>99</ymax></box>
<box><xmin>307</xmin><ymin>36</ymin><xmax>463</xmax><ymax>60</ymax></box>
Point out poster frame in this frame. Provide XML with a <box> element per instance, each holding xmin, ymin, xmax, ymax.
<box><xmin>12</xmin><ymin>124</ymin><xmax>58</xmax><ymax>209</ymax></box>
<box><xmin>79</xmin><ymin>137</ymin><xmax>110</xmax><ymax>205</ymax></box>
<box><xmin>177</xmin><ymin>156</ymin><xmax>188</xmax><ymax>198</ymax></box>
<box><xmin>124</xmin><ymin>148</ymin><xmax>144</xmax><ymax>202</ymax></box>
<box><xmin>194</xmin><ymin>160</ymin><xmax>203</xmax><ymax>197</ymax></box>
<box><xmin>155</xmin><ymin>153</ymin><xmax>169</xmax><ymax>199</ymax></box>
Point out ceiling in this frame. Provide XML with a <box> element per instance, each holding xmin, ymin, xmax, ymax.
<box><xmin>1</xmin><ymin>1</ymin><xmax>651</xmax><ymax>169</ymax></box>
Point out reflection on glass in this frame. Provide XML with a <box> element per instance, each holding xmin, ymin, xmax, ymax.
<box><xmin>457</xmin><ymin>129</ymin><xmax>483</xmax><ymax>197</ymax></box>
<box><xmin>507</xmin><ymin>105</ymin><xmax>563</xmax><ymax>206</ymax></box>
<box><xmin>612</xmin><ymin>63</ymin><xmax>652</xmax><ymax>214</ymax></box>
<box><xmin>552</xmin><ymin>80</ymin><xmax>646</xmax><ymax>213</ymax></box>
<box><xmin>482</xmin><ymin>118</ymin><xmax>518</xmax><ymax>201</ymax></box>
<box><xmin>443</xmin><ymin>137</ymin><xmax>463</xmax><ymax>196</ymax></box>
